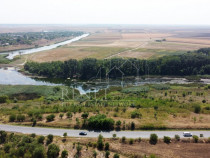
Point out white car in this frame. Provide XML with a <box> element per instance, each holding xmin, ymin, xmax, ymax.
<box><xmin>183</xmin><ymin>132</ymin><xmax>192</xmax><ymax>137</ymax></box>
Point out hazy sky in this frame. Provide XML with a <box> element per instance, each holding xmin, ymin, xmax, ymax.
<box><xmin>0</xmin><ymin>0</ymin><xmax>210</xmax><ymax>25</ymax></box>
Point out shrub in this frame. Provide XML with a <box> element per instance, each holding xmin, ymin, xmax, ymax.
<box><xmin>105</xmin><ymin>151</ymin><xmax>110</xmax><ymax>158</ymax></box>
<box><xmin>194</xmin><ymin>105</ymin><xmax>201</xmax><ymax>114</ymax></box>
<box><xmin>97</xmin><ymin>134</ymin><xmax>104</xmax><ymax>150</ymax></box>
<box><xmin>105</xmin><ymin>142</ymin><xmax>109</xmax><ymax>150</ymax></box>
<box><xmin>131</xmin><ymin>111</ymin><xmax>142</xmax><ymax>118</ymax></box>
<box><xmin>4</xmin><ymin>143</ymin><xmax>11</xmax><ymax>153</ymax></box>
<box><xmin>121</xmin><ymin>136</ymin><xmax>126</xmax><ymax>143</ymax></box>
<box><xmin>87</xmin><ymin>114</ymin><xmax>114</xmax><ymax>130</ymax></box>
<box><xmin>0</xmin><ymin>130</ymin><xmax>7</xmax><ymax>144</ymax></box>
<box><xmin>17</xmin><ymin>114</ymin><xmax>25</xmax><ymax>122</ymax></box>
<box><xmin>59</xmin><ymin>113</ymin><xmax>64</xmax><ymax>119</ymax></box>
<box><xmin>33</xmin><ymin>146</ymin><xmax>45</xmax><ymax>158</ymax></box>
<box><xmin>113</xmin><ymin>134</ymin><xmax>117</xmax><ymax>138</ymax></box>
<box><xmin>0</xmin><ymin>95</ymin><xmax>8</xmax><ymax>103</ymax></box>
<box><xmin>46</xmin><ymin>114</ymin><xmax>55</xmax><ymax>122</ymax></box>
<box><xmin>9</xmin><ymin>114</ymin><xmax>16</xmax><ymax>122</ymax></box>
<box><xmin>193</xmin><ymin>135</ymin><xmax>199</xmax><ymax>143</ymax></box>
<box><xmin>131</xmin><ymin>122</ymin><xmax>135</xmax><ymax>130</ymax></box>
<box><xmin>66</xmin><ymin>112</ymin><xmax>72</xmax><ymax>118</ymax></box>
<box><xmin>163</xmin><ymin>136</ymin><xmax>171</xmax><ymax>144</ymax></box>
<box><xmin>47</xmin><ymin>134</ymin><xmax>54</xmax><ymax>145</ymax></box>
<box><xmin>37</xmin><ymin>136</ymin><xmax>45</xmax><ymax>144</ymax></box>
<box><xmin>61</xmin><ymin>150</ymin><xmax>68</xmax><ymax>158</ymax></box>
<box><xmin>129</xmin><ymin>138</ymin><xmax>134</xmax><ymax>145</ymax></box>
<box><xmin>47</xmin><ymin>144</ymin><xmax>60</xmax><ymax>158</ymax></box>
<box><xmin>175</xmin><ymin>135</ymin><xmax>180</xmax><ymax>141</ymax></box>
<box><xmin>113</xmin><ymin>153</ymin><xmax>120</xmax><ymax>158</ymax></box>
<box><xmin>200</xmin><ymin>134</ymin><xmax>204</xmax><ymax>137</ymax></box>
<box><xmin>93</xmin><ymin>150</ymin><xmax>97</xmax><ymax>158</ymax></box>
<box><xmin>82</xmin><ymin>112</ymin><xmax>89</xmax><ymax>119</ymax></box>
<box><xmin>150</xmin><ymin>134</ymin><xmax>158</xmax><ymax>145</ymax></box>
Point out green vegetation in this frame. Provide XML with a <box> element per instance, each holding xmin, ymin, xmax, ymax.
<box><xmin>0</xmin><ymin>31</ymin><xmax>83</xmax><ymax>46</ymax></box>
<box><xmin>24</xmin><ymin>49</ymin><xmax>210</xmax><ymax>80</ymax></box>
<box><xmin>150</xmin><ymin>134</ymin><xmax>158</xmax><ymax>145</ymax></box>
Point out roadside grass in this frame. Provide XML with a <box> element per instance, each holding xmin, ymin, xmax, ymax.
<box><xmin>0</xmin><ymin>54</ymin><xmax>10</xmax><ymax>64</ymax></box>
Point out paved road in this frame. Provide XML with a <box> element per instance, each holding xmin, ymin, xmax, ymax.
<box><xmin>0</xmin><ymin>124</ymin><xmax>209</xmax><ymax>138</ymax></box>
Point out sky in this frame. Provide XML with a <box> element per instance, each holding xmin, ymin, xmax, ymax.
<box><xmin>0</xmin><ymin>0</ymin><xmax>210</xmax><ymax>25</ymax></box>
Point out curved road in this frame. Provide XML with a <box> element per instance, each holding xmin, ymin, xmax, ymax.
<box><xmin>0</xmin><ymin>124</ymin><xmax>209</xmax><ymax>138</ymax></box>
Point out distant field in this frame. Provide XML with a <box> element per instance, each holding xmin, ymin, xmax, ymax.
<box><xmin>0</xmin><ymin>25</ymin><xmax>207</xmax><ymax>62</ymax></box>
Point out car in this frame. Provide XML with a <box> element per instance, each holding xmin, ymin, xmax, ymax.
<box><xmin>183</xmin><ymin>132</ymin><xmax>192</xmax><ymax>137</ymax></box>
<box><xmin>79</xmin><ymin>132</ymin><xmax>87</xmax><ymax>136</ymax></box>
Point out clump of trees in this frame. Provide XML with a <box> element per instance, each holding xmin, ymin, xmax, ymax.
<box><xmin>24</xmin><ymin>49</ymin><xmax>210</xmax><ymax>80</ymax></box>
<box><xmin>87</xmin><ymin>114</ymin><xmax>115</xmax><ymax>130</ymax></box>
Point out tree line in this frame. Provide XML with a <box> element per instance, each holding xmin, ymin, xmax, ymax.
<box><xmin>24</xmin><ymin>48</ymin><xmax>210</xmax><ymax>80</ymax></box>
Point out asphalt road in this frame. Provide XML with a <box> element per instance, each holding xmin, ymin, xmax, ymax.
<box><xmin>0</xmin><ymin>124</ymin><xmax>209</xmax><ymax>138</ymax></box>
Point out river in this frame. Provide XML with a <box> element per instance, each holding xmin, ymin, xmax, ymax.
<box><xmin>1</xmin><ymin>33</ymin><xmax>89</xmax><ymax>59</ymax></box>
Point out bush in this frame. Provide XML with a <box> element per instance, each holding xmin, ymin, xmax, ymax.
<box><xmin>129</xmin><ymin>138</ymin><xmax>134</xmax><ymax>145</ymax></box>
<box><xmin>47</xmin><ymin>134</ymin><xmax>54</xmax><ymax>145</ymax></box>
<box><xmin>93</xmin><ymin>150</ymin><xmax>97</xmax><ymax>158</ymax></box>
<box><xmin>131</xmin><ymin>122</ymin><xmax>135</xmax><ymax>130</ymax></box>
<box><xmin>0</xmin><ymin>95</ymin><xmax>8</xmax><ymax>103</ymax></box>
<box><xmin>82</xmin><ymin>112</ymin><xmax>89</xmax><ymax>119</ymax></box>
<box><xmin>0</xmin><ymin>130</ymin><xmax>7</xmax><ymax>144</ymax></box>
<box><xmin>194</xmin><ymin>105</ymin><xmax>201</xmax><ymax>114</ymax></box>
<box><xmin>61</xmin><ymin>150</ymin><xmax>68</xmax><ymax>158</ymax></box>
<box><xmin>9</xmin><ymin>114</ymin><xmax>16</xmax><ymax>122</ymax></box>
<box><xmin>113</xmin><ymin>153</ymin><xmax>120</xmax><ymax>158</ymax></box>
<box><xmin>97</xmin><ymin>134</ymin><xmax>104</xmax><ymax>150</ymax></box>
<box><xmin>131</xmin><ymin>111</ymin><xmax>142</xmax><ymax>118</ymax></box>
<box><xmin>33</xmin><ymin>146</ymin><xmax>45</xmax><ymax>158</ymax></box>
<box><xmin>149</xmin><ymin>134</ymin><xmax>158</xmax><ymax>145</ymax></box>
<box><xmin>193</xmin><ymin>135</ymin><xmax>199</xmax><ymax>143</ymax></box>
<box><xmin>87</xmin><ymin>114</ymin><xmax>115</xmax><ymax>130</ymax></box>
<box><xmin>105</xmin><ymin>151</ymin><xmax>110</xmax><ymax>158</ymax></box>
<box><xmin>17</xmin><ymin>114</ymin><xmax>25</xmax><ymax>122</ymax></box>
<box><xmin>163</xmin><ymin>136</ymin><xmax>171</xmax><ymax>144</ymax></box>
<box><xmin>46</xmin><ymin>114</ymin><xmax>55</xmax><ymax>122</ymax></box>
<box><xmin>37</xmin><ymin>136</ymin><xmax>45</xmax><ymax>144</ymax></box>
<box><xmin>4</xmin><ymin>143</ymin><xmax>11</xmax><ymax>153</ymax></box>
<box><xmin>121</xmin><ymin>136</ymin><xmax>126</xmax><ymax>143</ymax></box>
<box><xmin>105</xmin><ymin>142</ymin><xmax>109</xmax><ymax>150</ymax></box>
<box><xmin>47</xmin><ymin>144</ymin><xmax>60</xmax><ymax>158</ymax></box>
<box><xmin>175</xmin><ymin>135</ymin><xmax>180</xmax><ymax>141</ymax></box>
<box><xmin>66</xmin><ymin>112</ymin><xmax>72</xmax><ymax>118</ymax></box>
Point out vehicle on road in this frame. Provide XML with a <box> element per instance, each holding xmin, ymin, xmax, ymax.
<box><xmin>183</xmin><ymin>132</ymin><xmax>192</xmax><ymax>137</ymax></box>
<box><xmin>79</xmin><ymin>132</ymin><xmax>87</xmax><ymax>136</ymax></box>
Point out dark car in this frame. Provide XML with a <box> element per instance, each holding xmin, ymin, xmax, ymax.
<box><xmin>79</xmin><ymin>132</ymin><xmax>87</xmax><ymax>136</ymax></box>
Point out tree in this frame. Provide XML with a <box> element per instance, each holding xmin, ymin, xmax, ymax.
<box><xmin>105</xmin><ymin>142</ymin><xmax>110</xmax><ymax>150</ymax></box>
<box><xmin>163</xmin><ymin>136</ymin><xmax>171</xmax><ymax>144</ymax></box>
<box><xmin>46</xmin><ymin>114</ymin><xmax>55</xmax><ymax>122</ymax></box>
<box><xmin>17</xmin><ymin>114</ymin><xmax>25</xmax><ymax>122</ymax></box>
<box><xmin>61</xmin><ymin>150</ymin><xmax>68</xmax><ymax>158</ymax></box>
<box><xmin>9</xmin><ymin>114</ymin><xmax>16</xmax><ymax>122</ymax></box>
<box><xmin>66</xmin><ymin>112</ymin><xmax>72</xmax><ymax>118</ymax></box>
<box><xmin>150</xmin><ymin>134</ymin><xmax>158</xmax><ymax>145</ymax></box>
<box><xmin>59</xmin><ymin>113</ymin><xmax>64</xmax><ymax>119</ymax></box>
<box><xmin>33</xmin><ymin>146</ymin><xmax>45</xmax><ymax>158</ymax></box>
<box><xmin>113</xmin><ymin>153</ymin><xmax>120</xmax><ymax>158</ymax></box>
<box><xmin>0</xmin><ymin>130</ymin><xmax>7</xmax><ymax>144</ymax></box>
<box><xmin>82</xmin><ymin>112</ymin><xmax>89</xmax><ymax>119</ymax></box>
<box><xmin>131</xmin><ymin>122</ymin><xmax>135</xmax><ymax>130</ymax></box>
<box><xmin>47</xmin><ymin>134</ymin><xmax>54</xmax><ymax>145</ymax></box>
<box><xmin>105</xmin><ymin>151</ymin><xmax>110</xmax><ymax>158</ymax></box>
<box><xmin>97</xmin><ymin>134</ymin><xmax>104</xmax><ymax>150</ymax></box>
<box><xmin>47</xmin><ymin>144</ymin><xmax>60</xmax><ymax>158</ymax></box>
<box><xmin>0</xmin><ymin>95</ymin><xmax>8</xmax><ymax>103</ymax></box>
<box><xmin>194</xmin><ymin>105</ymin><xmax>201</xmax><ymax>113</ymax></box>
<box><xmin>37</xmin><ymin>136</ymin><xmax>45</xmax><ymax>144</ymax></box>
